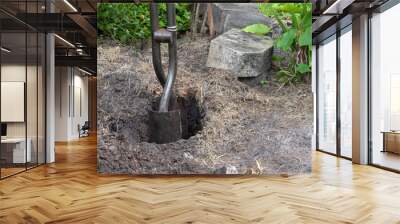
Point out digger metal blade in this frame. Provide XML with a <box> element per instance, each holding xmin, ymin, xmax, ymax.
<box><xmin>149</xmin><ymin>109</ymin><xmax>182</xmax><ymax>144</ymax></box>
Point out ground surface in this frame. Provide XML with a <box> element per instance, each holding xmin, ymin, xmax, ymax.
<box><xmin>97</xmin><ymin>35</ymin><xmax>313</xmax><ymax>175</ymax></box>
<box><xmin>1</xmin><ymin>136</ymin><xmax>400</xmax><ymax>223</ymax></box>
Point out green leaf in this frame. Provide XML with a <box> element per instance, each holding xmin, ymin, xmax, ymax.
<box><xmin>260</xmin><ymin>80</ymin><xmax>269</xmax><ymax>87</ymax></box>
<box><xmin>242</xmin><ymin>24</ymin><xmax>271</xmax><ymax>35</ymax></box>
<box><xmin>276</xmin><ymin>29</ymin><xmax>296</xmax><ymax>51</ymax></box>
<box><xmin>301</xmin><ymin>11</ymin><xmax>312</xmax><ymax>28</ymax></box>
<box><xmin>272</xmin><ymin>55</ymin><xmax>284</xmax><ymax>62</ymax></box>
<box><xmin>299</xmin><ymin>26</ymin><xmax>312</xmax><ymax>47</ymax></box>
<box><xmin>296</xmin><ymin>63</ymin><xmax>311</xmax><ymax>74</ymax></box>
<box><xmin>291</xmin><ymin>14</ymin><xmax>299</xmax><ymax>29</ymax></box>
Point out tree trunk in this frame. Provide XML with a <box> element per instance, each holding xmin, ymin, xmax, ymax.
<box><xmin>191</xmin><ymin>3</ymin><xmax>200</xmax><ymax>38</ymax></box>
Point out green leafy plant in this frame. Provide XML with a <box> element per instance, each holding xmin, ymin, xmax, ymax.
<box><xmin>244</xmin><ymin>3</ymin><xmax>312</xmax><ymax>85</ymax></box>
<box><xmin>97</xmin><ymin>3</ymin><xmax>192</xmax><ymax>43</ymax></box>
<box><xmin>260</xmin><ymin>80</ymin><xmax>269</xmax><ymax>87</ymax></box>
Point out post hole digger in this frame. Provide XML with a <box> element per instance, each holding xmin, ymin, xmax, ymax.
<box><xmin>148</xmin><ymin>3</ymin><xmax>182</xmax><ymax>144</ymax></box>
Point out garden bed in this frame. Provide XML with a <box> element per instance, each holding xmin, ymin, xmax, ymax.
<box><xmin>97</xmin><ymin>35</ymin><xmax>313</xmax><ymax>175</ymax></box>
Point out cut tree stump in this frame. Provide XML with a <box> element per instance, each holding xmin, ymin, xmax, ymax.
<box><xmin>206</xmin><ymin>28</ymin><xmax>273</xmax><ymax>78</ymax></box>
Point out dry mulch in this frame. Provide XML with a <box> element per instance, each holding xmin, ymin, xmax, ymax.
<box><xmin>97</xmin><ymin>35</ymin><xmax>313</xmax><ymax>175</ymax></box>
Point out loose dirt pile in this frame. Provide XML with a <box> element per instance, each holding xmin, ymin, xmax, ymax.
<box><xmin>97</xmin><ymin>35</ymin><xmax>313</xmax><ymax>175</ymax></box>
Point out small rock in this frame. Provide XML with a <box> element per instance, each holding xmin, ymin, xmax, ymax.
<box><xmin>214</xmin><ymin>165</ymin><xmax>238</xmax><ymax>174</ymax></box>
<box><xmin>183</xmin><ymin>152</ymin><xmax>194</xmax><ymax>160</ymax></box>
<box><xmin>226</xmin><ymin>165</ymin><xmax>238</xmax><ymax>174</ymax></box>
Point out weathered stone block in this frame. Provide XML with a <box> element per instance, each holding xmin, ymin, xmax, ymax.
<box><xmin>206</xmin><ymin>28</ymin><xmax>273</xmax><ymax>78</ymax></box>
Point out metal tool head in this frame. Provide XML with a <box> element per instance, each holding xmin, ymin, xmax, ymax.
<box><xmin>149</xmin><ymin>109</ymin><xmax>182</xmax><ymax>144</ymax></box>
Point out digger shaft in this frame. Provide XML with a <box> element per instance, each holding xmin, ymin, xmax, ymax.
<box><xmin>150</xmin><ymin>3</ymin><xmax>177</xmax><ymax>113</ymax></box>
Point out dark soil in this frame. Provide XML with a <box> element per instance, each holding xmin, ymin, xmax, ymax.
<box><xmin>97</xmin><ymin>34</ymin><xmax>313</xmax><ymax>175</ymax></box>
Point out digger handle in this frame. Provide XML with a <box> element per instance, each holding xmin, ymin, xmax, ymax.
<box><xmin>150</xmin><ymin>3</ymin><xmax>177</xmax><ymax>113</ymax></box>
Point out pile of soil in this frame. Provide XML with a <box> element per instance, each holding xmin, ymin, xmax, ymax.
<box><xmin>97</xmin><ymin>35</ymin><xmax>313</xmax><ymax>175</ymax></box>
